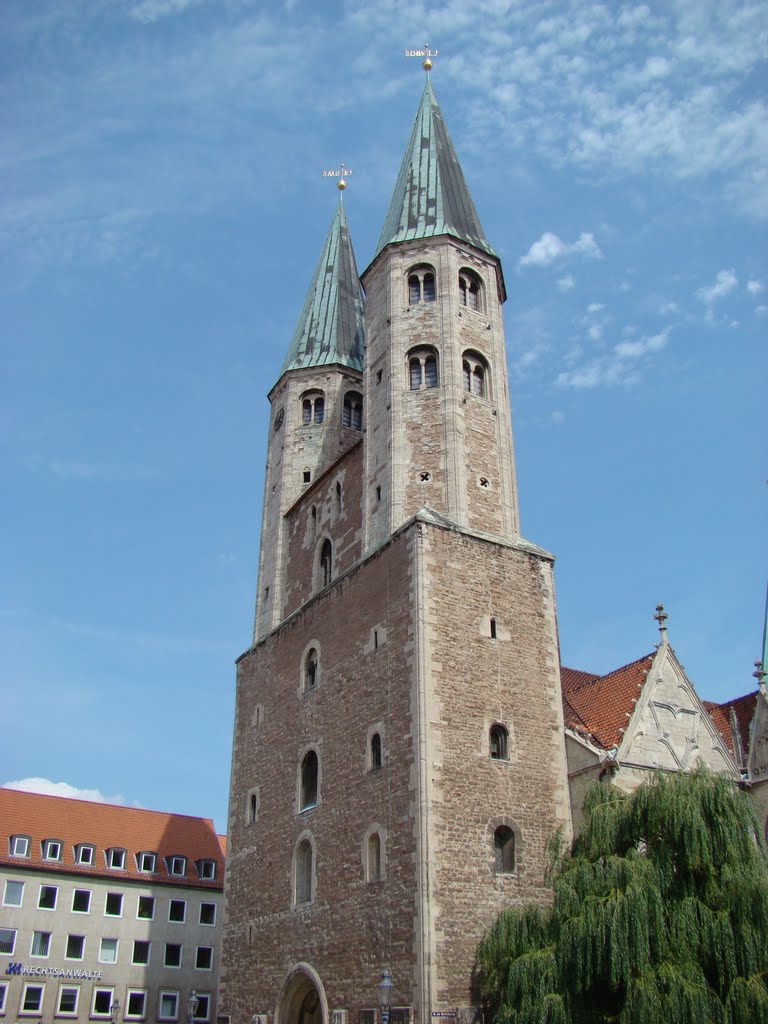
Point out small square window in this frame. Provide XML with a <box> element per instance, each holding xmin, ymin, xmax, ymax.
<box><xmin>105</xmin><ymin>892</ymin><xmax>123</xmax><ymax>917</ymax></box>
<box><xmin>158</xmin><ymin>992</ymin><xmax>178</xmax><ymax>1022</ymax></box>
<box><xmin>31</xmin><ymin>931</ymin><xmax>51</xmax><ymax>958</ymax></box>
<box><xmin>92</xmin><ymin>989</ymin><xmax>114</xmax><ymax>1018</ymax></box>
<box><xmin>99</xmin><ymin>938</ymin><xmax>118</xmax><ymax>964</ymax></box>
<box><xmin>192</xmin><ymin>995</ymin><xmax>210</xmax><ymax>1022</ymax></box>
<box><xmin>21</xmin><ymin>984</ymin><xmax>45</xmax><ymax>1014</ymax></box>
<box><xmin>168</xmin><ymin>899</ymin><xmax>186</xmax><ymax>923</ymax></box>
<box><xmin>195</xmin><ymin>946</ymin><xmax>213</xmax><ymax>970</ymax></box>
<box><xmin>167</xmin><ymin>856</ymin><xmax>186</xmax><ymax>877</ymax></box>
<box><xmin>199</xmin><ymin>902</ymin><xmax>216</xmax><ymax>926</ymax></box>
<box><xmin>0</xmin><ymin>928</ymin><xmax>17</xmax><ymax>955</ymax></box>
<box><xmin>137</xmin><ymin>895</ymin><xmax>155</xmax><ymax>920</ymax></box>
<box><xmin>57</xmin><ymin>985</ymin><xmax>79</xmax><ymax>1015</ymax></box>
<box><xmin>137</xmin><ymin>851</ymin><xmax>156</xmax><ymax>873</ymax></box>
<box><xmin>106</xmin><ymin>848</ymin><xmax>126</xmax><ymax>870</ymax></box>
<box><xmin>132</xmin><ymin>940</ymin><xmax>150</xmax><ymax>966</ymax></box>
<box><xmin>125</xmin><ymin>990</ymin><xmax>146</xmax><ymax>1020</ymax></box>
<box><xmin>38</xmin><ymin>885</ymin><xmax>58</xmax><ymax>910</ymax></box>
<box><xmin>10</xmin><ymin>835</ymin><xmax>30</xmax><ymax>858</ymax></box>
<box><xmin>164</xmin><ymin>943</ymin><xmax>182</xmax><ymax>968</ymax></box>
<box><xmin>65</xmin><ymin>935</ymin><xmax>85</xmax><ymax>960</ymax></box>
<box><xmin>43</xmin><ymin>839</ymin><xmax>62</xmax><ymax>861</ymax></box>
<box><xmin>71</xmin><ymin>889</ymin><xmax>91</xmax><ymax>913</ymax></box>
<box><xmin>3</xmin><ymin>880</ymin><xmax>24</xmax><ymax>906</ymax></box>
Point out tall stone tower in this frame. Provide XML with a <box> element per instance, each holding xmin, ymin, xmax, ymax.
<box><xmin>220</xmin><ymin>78</ymin><xmax>572</xmax><ymax>1024</ymax></box>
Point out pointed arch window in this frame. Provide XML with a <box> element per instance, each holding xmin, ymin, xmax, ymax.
<box><xmin>459</xmin><ymin>268</ymin><xmax>483</xmax><ymax>311</ymax></box>
<box><xmin>342</xmin><ymin>391</ymin><xmax>363</xmax><ymax>429</ymax></box>
<box><xmin>367</xmin><ymin>833</ymin><xmax>382</xmax><ymax>882</ymax></box>
<box><xmin>319</xmin><ymin>539</ymin><xmax>333</xmax><ymax>589</ymax></box>
<box><xmin>304</xmin><ymin>648</ymin><xmax>318</xmax><ymax>692</ymax></box>
<box><xmin>300</xmin><ymin>751</ymin><xmax>319</xmax><ymax>810</ymax></box>
<box><xmin>294</xmin><ymin>837</ymin><xmax>314</xmax><ymax>905</ymax></box>
<box><xmin>301</xmin><ymin>390</ymin><xmax>325</xmax><ymax>425</ymax></box>
<box><xmin>407</xmin><ymin>264</ymin><xmax>437</xmax><ymax>305</ymax></box>
<box><xmin>462</xmin><ymin>350</ymin><xmax>489</xmax><ymax>399</ymax></box>
<box><xmin>370</xmin><ymin>732</ymin><xmax>382</xmax><ymax>771</ymax></box>
<box><xmin>494</xmin><ymin>826</ymin><xmax>515</xmax><ymax>873</ymax></box>
<box><xmin>407</xmin><ymin>346</ymin><xmax>439</xmax><ymax>391</ymax></box>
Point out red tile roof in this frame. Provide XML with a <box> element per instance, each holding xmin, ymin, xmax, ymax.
<box><xmin>703</xmin><ymin>691</ymin><xmax>758</xmax><ymax>761</ymax></box>
<box><xmin>561</xmin><ymin>654</ymin><xmax>655</xmax><ymax>750</ymax></box>
<box><xmin>0</xmin><ymin>788</ymin><xmax>224</xmax><ymax>889</ymax></box>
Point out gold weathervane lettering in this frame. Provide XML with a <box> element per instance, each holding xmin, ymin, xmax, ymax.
<box><xmin>404</xmin><ymin>42</ymin><xmax>438</xmax><ymax>72</ymax></box>
<box><xmin>322</xmin><ymin>162</ymin><xmax>352</xmax><ymax>192</ymax></box>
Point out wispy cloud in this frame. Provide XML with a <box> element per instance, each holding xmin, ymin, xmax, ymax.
<box><xmin>519</xmin><ymin>231</ymin><xmax>603</xmax><ymax>268</ymax></box>
<box><xmin>746</xmin><ymin>279</ymin><xmax>764</xmax><ymax>295</ymax></box>
<box><xmin>130</xmin><ymin>0</ymin><xmax>208</xmax><ymax>23</ymax></box>
<box><xmin>696</xmin><ymin>269</ymin><xmax>738</xmax><ymax>305</ymax></box>
<box><xmin>3</xmin><ymin>777</ymin><xmax>130</xmax><ymax>805</ymax></box>
<box><xmin>556</xmin><ymin>327</ymin><xmax>671</xmax><ymax>390</ymax></box>
<box><xmin>557</xmin><ymin>274</ymin><xmax>575</xmax><ymax>292</ymax></box>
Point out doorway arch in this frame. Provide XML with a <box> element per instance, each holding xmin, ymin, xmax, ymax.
<box><xmin>275</xmin><ymin>963</ymin><xmax>328</xmax><ymax>1024</ymax></box>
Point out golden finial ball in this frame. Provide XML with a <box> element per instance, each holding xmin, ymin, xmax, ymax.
<box><xmin>422</xmin><ymin>57</ymin><xmax>432</xmax><ymax>71</ymax></box>
<box><xmin>337</xmin><ymin>178</ymin><xmax>346</xmax><ymax>191</ymax></box>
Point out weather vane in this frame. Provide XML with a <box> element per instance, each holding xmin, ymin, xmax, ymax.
<box><xmin>322</xmin><ymin>162</ymin><xmax>352</xmax><ymax>194</ymax></box>
<box><xmin>404</xmin><ymin>42</ymin><xmax>438</xmax><ymax>75</ymax></box>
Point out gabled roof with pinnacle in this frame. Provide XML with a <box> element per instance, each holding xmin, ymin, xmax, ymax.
<box><xmin>373</xmin><ymin>80</ymin><xmax>495</xmax><ymax>260</ymax></box>
<box><xmin>280</xmin><ymin>198</ymin><xmax>365</xmax><ymax>376</ymax></box>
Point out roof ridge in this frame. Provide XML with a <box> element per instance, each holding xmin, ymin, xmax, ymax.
<box><xmin>0</xmin><ymin>787</ymin><xmax>215</xmax><ymax>826</ymax></box>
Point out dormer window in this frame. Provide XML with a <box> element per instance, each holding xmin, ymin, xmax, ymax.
<box><xmin>458</xmin><ymin>268</ymin><xmax>483</xmax><ymax>311</ymax></box>
<box><xmin>166</xmin><ymin>855</ymin><xmax>187</xmax><ymax>878</ymax></box>
<box><xmin>75</xmin><ymin>844</ymin><xmax>95</xmax><ymax>866</ymax></box>
<box><xmin>195</xmin><ymin>859</ymin><xmax>216</xmax><ymax>881</ymax></box>
<box><xmin>342</xmin><ymin>391</ymin><xmax>363</xmax><ymax>429</ymax></box>
<box><xmin>301</xmin><ymin>390</ymin><xmax>325</xmax><ymax>425</ymax></box>
<box><xmin>137</xmin><ymin>851</ymin><xmax>157</xmax><ymax>873</ymax></box>
<box><xmin>105</xmin><ymin>847</ymin><xmax>126</xmax><ymax>870</ymax></box>
<box><xmin>408</xmin><ymin>347</ymin><xmax>439</xmax><ymax>390</ymax></box>
<box><xmin>10</xmin><ymin>835</ymin><xmax>30</xmax><ymax>858</ymax></box>
<box><xmin>407</xmin><ymin>264</ymin><xmax>436</xmax><ymax>305</ymax></box>
<box><xmin>42</xmin><ymin>839</ymin><xmax>62</xmax><ymax>862</ymax></box>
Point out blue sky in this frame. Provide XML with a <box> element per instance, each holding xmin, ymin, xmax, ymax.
<box><xmin>3</xmin><ymin>0</ymin><xmax>766</xmax><ymax>834</ymax></box>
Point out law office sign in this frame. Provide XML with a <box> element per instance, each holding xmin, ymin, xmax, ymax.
<box><xmin>5</xmin><ymin>963</ymin><xmax>104</xmax><ymax>979</ymax></box>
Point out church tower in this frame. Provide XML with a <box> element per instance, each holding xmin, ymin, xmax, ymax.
<box><xmin>221</xmin><ymin>74</ymin><xmax>572</xmax><ymax>1024</ymax></box>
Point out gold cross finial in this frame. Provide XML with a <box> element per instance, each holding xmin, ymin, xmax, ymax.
<box><xmin>654</xmin><ymin>603</ymin><xmax>668</xmax><ymax>638</ymax></box>
<box><xmin>404</xmin><ymin>42</ymin><xmax>438</xmax><ymax>75</ymax></box>
<box><xmin>322</xmin><ymin>162</ymin><xmax>352</xmax><ymax>195</ymax></box>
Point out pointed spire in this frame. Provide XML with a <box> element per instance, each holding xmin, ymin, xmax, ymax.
<box><xmin>280</xmin><ymin>198</ymin><xmax>365</xmax><ymax>376</ymax></box>
<box><xmin>373</xmin><ymin>81</ymin><xmax>495</xmax><ymax>260</ymax></box>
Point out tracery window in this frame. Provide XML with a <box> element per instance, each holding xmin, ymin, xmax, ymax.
<box><xmin>458</xmin><ymin>268</ymin><xmax>483</xmax><ymax>311</ymax></box>
<box><xmin>342</xmin><ymin>391</ymin><xmax>363</xmax><ymax>429</ymax></box>
<box><xmin>407</xmin><ymin>264</ymin><xmax>436</xmax><ymax>305</ymax></box>
<box><xmin>462</xmin><ymin>350</ymin><xmax>489</xmax><ymax>398</ymax></box>
<box><xmin>407</xmin><ymin>346</ymin><xmax>439</xmax><ymax>391</ymax></box>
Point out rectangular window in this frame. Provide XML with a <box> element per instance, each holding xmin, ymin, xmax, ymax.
<box><xmin>193</xmin><ymin>995</ymin><xmax>210</xmax><ymax>1022</ymax></box>
<box><xmin>0</xmin><ymin>929</ymin><xmax>16</xmax><ymax>955</ymax></box>
<box><xmin>71</xmin><ymin>888</ymin><xmax>91</xmax><ymax>913</ymax></box>
<box><xmin>65</xmin><ymin>935</ymin><xmax>85</xmax><ymax>960</ymax></box>
<box><xmin>99</xmin><ymin>938</ymin><xmax>118</xmax><ymax>964</ymax></box>
<box><xmin>168</xmin><ymin>899</ymin><xmax>186</xmax><ymax>923</ymax></box>
<box><xmin>31</xmin><ymin>931</ymin><xmax>51</xmax><ymax>958</ymax></box>
<box><xmin>164</xmin><ymin>943</ymin><xmax>182</xmax><ymax>968</ymax></box>
<box><xmin>158</xmin><ymin>992</ymin><xmax>178</xmax><ymax>1022</ymax></box>
<box><xmin>167</xmin><ymin>856</ymin><xmax>186</xmax><ymax>877</ymax></box>
<box><xmin>137</xmin><ymin>852</ymin><xmax>156</xmax><ymax>873</ymax></box>
<box><xmin>3</xmin><ymin>880</ymin><xmax>24</xmax><ymax>906</ymax></box>
<box><xmin>196</xmin><ymin>859</ymin><xmax>216</xmax><ymax>881</ymax></box>
<box><xmin>132</xmin><ymin>941</ymin><xmax>150</xmax><ymax>966</ymax></box>
<box><xmin>10</xmin><ymin>835</ymin><xmax>30</xmax><ymax>857</ymax></box>
<box><xmin>106</xmin><ymin>848</ymin><xmax>125</xmax><ymax>870</ymax></box>
<box><xmin>57</xmin><ymin>985</ymin><xmax>79</xmax><ymax>1015</ymax></box>
<box><xmin>105</xmin><ymin>892</ymin><xmax>123</xmax><ymax>917</ymax></box>
<box><xmin>75</xmin><ymin>844</ymin><xmax>94</xmax><ymax>866</ymax></box>
<box><xmin>92</xmin><ymin>989</ymin><xmax>114</xmax><ymax>1018</ymax></box>
<box><xmin>195</xmin><ymin>946</ymin><xmax>213</xmax><ymax>970</ymax></box>
<box><xmin>38</xmin><ymin>885</ymin><xmax>58</xmax><ymax>910</ymax></box>
<box><xmin>137</xmin><ymin>895</ymin><xmax>155</xmax><ymax>920</ymax></box>
<box><xmin>125</xmin><ymin>990</ymin><xmax>146</xmax><ymax>1020</ymax></box>
<box><xmin>0</xmin><ymin>981</ymin><xmax>7</xmax><ymax>1013</ymax></box>
<box><xmin>43</xmin><ymin>839</ymin><xmax>62</xmax><ymax>861</ymax></box>
<box><xmin>21</xmin><ymin>984</ymin><xmax>44</xmax><ymax>1014</ymax></box>
<box><xmin>199</xmin><ymin>902</ymin><xmax>216</xmax><ymax>926</ymax></box>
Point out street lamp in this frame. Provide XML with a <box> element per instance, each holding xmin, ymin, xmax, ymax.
<box><xmin>187</xmin><ymin>991</ymin><xmax>200</xmax><ymax>1024</ymax></box>
<box><xmin>377</xmin><ymin>970</ymin><xmax>393</xmax><ymax>1024</ymax></box>
<box><xmin>110</xmin><ymin>998</ymin><xmax>121</xmax><ymax>1024</ymax></box>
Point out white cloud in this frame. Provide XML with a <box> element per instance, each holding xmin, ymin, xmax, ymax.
<box><xmin>130</xmin><ymin>0</ymin><xmax>207</xmax><ymax>23</ymax></box>
<box><xmin>586</xmin><ymin>302</ymin><xmax>604</xmax><ymax>313</ymax></box>
<box><xmin>614</xmin><ymin>328</ymin><xmax>670</xmax><ymax>358</ymax></box>
<box><xmin>3</xmin><ymin>777</ymin><xmax>128</xmax><ymax>805</ymax></box>
<box><xmin>520</xmin><ymin>231</ymin><xmax>603</xmax><ymax>268</ymax></box>
<box><xmin>557</xmin><ymin>274</ymin><xmax>575</xmax><ymax>292</ymax></box>
<box><xmin>696</xmin><ymin>269</ymin><xmax>738</xmax><ymax>304</ymax></box>
<box><xmin>557</xmin><ymin>326</ymin><xmax>671</xmax><ymax>389</ymax></box>
<box><xmin>659</xmin><ymin>301</ymin><xmax>679</xmax><ymax>315</ymax></box>
<box><xmin>747</xmin><ymin>279</ymin><xmax>764</xmax><ymax>295</ymax></box>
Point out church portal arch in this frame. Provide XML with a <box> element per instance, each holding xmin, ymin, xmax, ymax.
<box><xmin>275</xmin><ymin>963</ymin><xmax>328</xmax><ymax>1024</ymax></box>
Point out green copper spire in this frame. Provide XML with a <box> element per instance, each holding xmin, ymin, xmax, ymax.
<box><xmin>281</xmin><ymin>198</ymin><xmax>365</xmax><ymax>375</ymax></box>
<box><xmin>373</xmin><ymin>80</ymin><xmax>495</xmax><ymax>259</ymax></box>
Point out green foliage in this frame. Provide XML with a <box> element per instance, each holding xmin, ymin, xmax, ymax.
<box><xmin>476</xmin><ymin>767</ymin><xmax>768</xmax><ymax>1024</ymax></box>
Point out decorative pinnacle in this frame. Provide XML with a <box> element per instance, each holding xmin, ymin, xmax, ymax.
<box><xmin>654</xmin><ymin>603</ymin><xmax>668</xmax><ymax>638</ymax></box>
<box><xmin>404</xmin><ymin>42</ymin><xmax>438</xmax><ymax>75</ymax></box>
<box><xmin>754</xmin><ymin>659</ymin><xmax>766</xmax><ymax>686</ymax></box>
<box><xmin>322</xmin><ymin>162</ymin><xmax>352</xmax><ymax>194</ymax></box>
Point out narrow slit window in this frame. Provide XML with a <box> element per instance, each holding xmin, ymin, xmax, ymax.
<box><xmin>300</xmin><ymin>751</ymin><xmax>319</xmax><ymax>810</ymax></box>
<box><xmin>494</xmin><ymin>826</ymin><xmax>515</xmax><ymax>873</ymax></box>
<box><xmin>490</xmin><ymin>724</ymin><xmax>508</xmax><ymax>760</ymax></box>
<box><xmin>370</xmin><ymin>733</ymin><xmax>382</xmax><ymax>770</ymax></box>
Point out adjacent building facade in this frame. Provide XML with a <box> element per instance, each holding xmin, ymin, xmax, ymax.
<box><xmin>0</xmin><ymin>789</ymin><xmax>225</xmax><ymax>1024</ymax></box>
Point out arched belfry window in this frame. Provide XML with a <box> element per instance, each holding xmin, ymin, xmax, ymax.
<box><xmin>459</xmin><ymin>268</ymin><xmax>483</xmax><ymax>312</ymax></box>
<box><xmin>342</xmin><ymin>391</ymin><xmax>363</xmax><ymax>429</ymax></box>
<box><xmin>301</xmin><ymin>390</ymin><xmax>325</xmax><ymax>425</ymax></box>
<box><xmin>318</xmin><ymin>539</ymin><xmax>333</xmax><ymax>589</ymax></box>
<box><xmin>294</xmin><ymin>837</ymin><xmax>314</xmax><ymax>905</ymax></box>
<box><xmin>494</xmin><ymin>826</ymin><xmax>516</xmax><ymax>873</ymax></box>
<box><xmin>407</xmin><ymin>347</ymin><xmax>439</xmax><ymax>391</ymax></box>
<box><xmin>407</xmin><ymin>264</ymin><xmax>436</xmax><ymax>305</ymax></box>
<box><xmin>490</xmin><ymin>724</ymin><xmax>508</xmax><ymax>760</ymax></box>
<box><xmin>300</xmin><ymin>750</ymin><xmax>319</xmax><ymax>810</ymax></box>
<box><xmin>463</xmin><ymin>350</ymin><xmax>489</xmax><ymax>398</ymax></box>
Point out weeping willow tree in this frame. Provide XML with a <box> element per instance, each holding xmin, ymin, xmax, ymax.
<box><xmin>476</xmin><ymin>767</ymin><xmax>768</xmax><ymax>1024</ymax></box>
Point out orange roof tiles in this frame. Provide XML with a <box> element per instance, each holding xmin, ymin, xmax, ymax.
<box><xmin>561</xmin><ymin>654</ymin><xmax>655</xmax><ymax>750</ymax></box>
<box><xmin>0</xmin><ymin>788</ymin><xmax>224</xmax><ymax>889</ymax></box>
<box><xmin>704</xmin><ymin>691</ymin><xmax>758</xmax><ymax>761</ymax></box>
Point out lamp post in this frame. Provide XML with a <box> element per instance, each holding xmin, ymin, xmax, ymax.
<box><xmin>377</xmin><ymin>970</ymin><xmax>393</xmax><ymax>1024</ymax></box>
<box><xmin>187</xmin><ymin>991</ymin><xmax>200</xmax><ymax>1024</ymax></box>
<box><xmin>110</xmin><ymin>998</ymin><xmax>121</xmax><ymax>1024</ymax></box>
